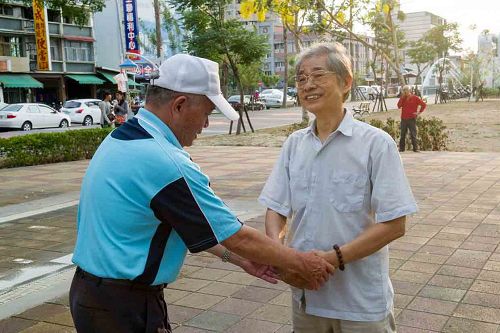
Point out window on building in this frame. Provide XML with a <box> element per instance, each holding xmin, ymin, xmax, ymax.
<box><xmin>22</xmin><ymin>7</ymin><xmax>33</xmax><ymax>20</ymax></box>
<box><xmin>50</xmin><ymin>39</ymin><xmax>61</xmax><ymax>61</ymax></box>
<box><xmin>0</xmin><ymin>36</ymin><xmax>21</xmax><ymax>57</ymax></box>
<box><xmin>47</xmin><ymin>9</ymin><xmax>61</xmax><ymax>22</ymax></box>
<box><xmin>264</xmin><ymin>71</ymin><xmax>272</xmax><ymax>75</ymax></box>
<box><xmin>24</xmin><ymin>38</ymin><xmax>37</xmax><ymax>60</ymax></box>
<box><xmin>0</xmin><ymin>5</ymin><xmax>14</xmax><ymax>16</ymax></box>
<box><xmin>64</xmin><ymin>40</ymin><xmax>94</xmax><ymax>62</ymax></box>
<box><xmin>275</xmin><ymin>61</ymin><xmax>285</xmax><ymax>67</ymax></box>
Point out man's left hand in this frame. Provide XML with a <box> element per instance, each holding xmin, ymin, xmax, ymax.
<box><xmin>240</xmin><ymin>260</ymin><xmax>280</xmax><ymax>284</ymax></box>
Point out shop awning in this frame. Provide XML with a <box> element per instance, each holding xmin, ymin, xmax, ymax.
<box><xmin>66</xmin><ymin>74</ymin><xmax>105</xmax><ymax>85</ymax></box>
<box><xmin>128</xmin><ymin>78</ymin><xmax>143</xmax><ymax>87</ymax></box>
<box><xmin>97</xmin><ymin>71</ymin><xmax>116</xmax><ymax>84</ymax></box>
<box><xmin>0</xmin><ymin>74</ymin><xmax>43</xmax><ymax>88</ymax></box>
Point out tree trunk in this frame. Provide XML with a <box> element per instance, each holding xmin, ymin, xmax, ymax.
<box><xmin>153</xmin><ymin>0</ymin><xmax>162</xmax><ymax>58</ymax></box>
<box><xmin>282</xmin><ymin>26</ymin><xmax>288</xmax><ymax>108</ymax></box>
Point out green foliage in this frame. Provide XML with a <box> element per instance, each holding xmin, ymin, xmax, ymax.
<box><xmin>262</xmin><ymin>74</ymin><xmax>280</xmax><ymax>88</ymax></box>
<box><xmin>362</xmin><ymin>117</ymin><xmax>448</xmax><ymax>151</ymax></box>
<box><xmin>237</xmin><ymin>62</ymin><xmax>262</xmax><ymax>93</ymax></box>
<box><xmin>0</xmin><ymin>128</ymin><xmax>112</xmax><ymax>168</ymax></box>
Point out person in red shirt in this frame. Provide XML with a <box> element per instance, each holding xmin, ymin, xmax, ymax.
<box><xmin>397</xmin><ymin>85</ymin><xmax>426</xmax><ymax>152</ymax></box>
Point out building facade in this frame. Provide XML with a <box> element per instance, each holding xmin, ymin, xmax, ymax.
<box><xmin>477</xmin><ymin>32</ymin><xmax>500</xmax><ymax>88</ymax></box>
<box><xmin>0</xmin><ymin>2</ymin><xmax>104</xmax><ymax>105</ymax></box>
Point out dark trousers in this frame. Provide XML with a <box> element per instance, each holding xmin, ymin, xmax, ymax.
<box><xmin>400</xmin><ymin>118</ymin><xmax>418</xmax><ymax>151</ymax></box>
<box><xmin>70</xmin><ymin>268</ymin><xmax>171</xmax><ymax>333</ymax></box>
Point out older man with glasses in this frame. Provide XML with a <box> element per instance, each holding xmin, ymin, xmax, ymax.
<box><xmin>259</xmin><ymin>42</ymin><xmax>418</xmax><ymax>333</ymax></box>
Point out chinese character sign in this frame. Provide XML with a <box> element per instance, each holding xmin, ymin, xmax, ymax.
<box><xmin>123</xmin><ymin>0</ymin><xmax>140</xmax><ymax>59</ymax></box>
<box><xmin>32</xmin><ymin>0</ymin><xmax>51</xmax><ymax>71</ymax></box>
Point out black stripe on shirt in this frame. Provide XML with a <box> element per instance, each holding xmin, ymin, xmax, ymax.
<box><xmin>133</xmin><ymin>222</ymin><xmax>172</xmax><ymax>285</ymax></box>
<box><xmin>111</xmin><ymin>117</ymin><xmax>152</xmax><ymax>141</ymax></box>
<box><xmin>150</xmin><ymin>177</ymin><xmax>218</xmax><ymax>253</ymax></box>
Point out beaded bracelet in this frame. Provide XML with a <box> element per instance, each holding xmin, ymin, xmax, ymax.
<box><xmin>333</xmin><ymin>244</ymin><xmax>345</xmax><ymax>271</ymax></box>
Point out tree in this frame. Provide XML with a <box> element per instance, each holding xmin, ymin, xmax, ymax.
<box><xmin>0</xmin><ymin>0</ymin><xmax>106</xmax><ymax>26</ymax></box>
<box><xmin>172</xmin><ymin>0</ymin><xmax>269</xmax><ymax>134</ymax></box>
<box><xmin>422</xmin><ymin>23</ymin><xmax>462</xmax><ymax>103</ymax></box>
<box><xmin>262</xmin><ymin>74</ymin><xmax>280</xmax><ymax>87</ymax></box>
<box><xmin>237</xmin><ymin>62</ymin><xmax>262</xmax><ymax>93</ymax></box>
<box><xmin>407</xmin><ymin>39</ymin><xmax>435</xmax><ymax>90</ymax></box>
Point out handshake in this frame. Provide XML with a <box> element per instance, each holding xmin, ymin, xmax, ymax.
<box><xmin>275</xmin><ymin>250</ymin><xmax>335</xmax><ymax>290</ymax></box>
<box><xmin>240</xmin><ymin>250</ymin><xmax>335</xmax><ymax>291</ymax></box>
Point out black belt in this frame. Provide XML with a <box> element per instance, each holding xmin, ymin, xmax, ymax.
<box><xmin>75</xmin><ymin>267</ymin><xmax>166</xmax><ymax>291</ymax></box>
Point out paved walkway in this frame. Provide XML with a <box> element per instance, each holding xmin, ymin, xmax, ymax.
<box><xmin>0</xmin><ymin>147</ymin><xmax>499</xmax><ymax>332</ymax></box>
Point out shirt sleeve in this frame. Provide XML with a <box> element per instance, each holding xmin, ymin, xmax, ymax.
<box><xmin>418</xmin><ymin>97</ymin><xmax>426</xmax><ymax>113</ymax></box>
<box><xmin>150</xmin><ymin>159</ymin><xmax>242</xmax><ymax>253</ymax></box>
<box><xmin>258</xmin><ymin>138</ymin><xmax>293</xmax><ymax>217</ymax></box>
<box><xmin>370</xmin><ymin>138</ymin><xmax>418</xmax><ymax>223</ymax></box>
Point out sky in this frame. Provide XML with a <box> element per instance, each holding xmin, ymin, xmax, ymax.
<box><xmin>136</xmin><ymin>0</ymin><xmax>500</xmax><ymax>53</ymax></box>
<box><xmin>399</xmin><ymin>0</ymin><xmax>500</xmax><ymax>53</ymax></box>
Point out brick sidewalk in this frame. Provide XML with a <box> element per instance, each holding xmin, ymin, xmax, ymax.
<box><xmin>0</xmin><ymin>148</ymin><xmax>499</xmax><ymax>332</ymax></box>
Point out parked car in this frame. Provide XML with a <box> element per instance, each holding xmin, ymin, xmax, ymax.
<box><xmin>60</xmin><ymin>99</ymin><xmax>102</xmax><ymax>126</ymax></box>
<box><xmin>356</xmin><ymin>85</ymin><xmax>376</xmax><ymax>100</ymax></box>
<box><xmin>0</xmin><ymin>103</ymin><xmax>71</xmax><ymax>131</ymax></box>
<box><xmin>260</xmin><ymin>91</ymin><xmax>296</xmax><ymax>109</ymax></box>
<box><xmin>227</xmin><ymin>95</ymin><xmax>265</xmax><ymax>111</ymax></box>
<box><xmin>0</xmin><ymin>102</ymin><xmax>7</xmax><ymax>110</ymax></box>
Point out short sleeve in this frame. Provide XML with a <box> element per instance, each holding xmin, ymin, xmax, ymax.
<box><xmin>150</xmin><ymin>159</ymin><xmax>242</xmax><ymax>253</ymax></box>
<box><xmin>258</xmin><ymin>138</ymin><xmax>293</xmax><ymax>217</ymax></box>
<box><xmin>370</xmin><ymin>139</ymin><xmax>418</xmax><ymax>222</ymax></box>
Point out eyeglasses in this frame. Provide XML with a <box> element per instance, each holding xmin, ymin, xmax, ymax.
<box><xmin>294</xmin><ymin>70</ymin><xmax>336</xmax><ymax>87</ymax></box>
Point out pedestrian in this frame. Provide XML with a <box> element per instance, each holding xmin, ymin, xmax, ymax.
<box><xmin>397</xmin><ymin>85</ymin><xmax>426</xmax><ymax>152</ymax></box>
<box><xmin>253</xmin><ymin>89</ymin><xmax>260</xmax><ymax>101</ymax></box>
<box><xmin>476</xmin><ymin>80</ymin><xmax>485</xmax><ymax>102</ymax></box>
<box><xmin>70</xmin><ymin>53</ymin><xmax>334</xmax><ymax>333</ymax></box>
<box><xmin>259</xmin><ymin>42</ymin><xmax>418</xmax><ymax>333</ymax></box>
<box><xmin>113</xmin><ymin>91</ymin><xmax>129</xmax><ymax>126</ymax></box>
<box><xmin>98</xmin><ymin>91</ymin><xmax>114</xmax><ymax>128</ymax></box>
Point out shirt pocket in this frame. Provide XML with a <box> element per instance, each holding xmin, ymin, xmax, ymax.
<box><xmin>329</xmin><ymin>173</ymin><xmax>367</xmax><ymax>213</ymax></box>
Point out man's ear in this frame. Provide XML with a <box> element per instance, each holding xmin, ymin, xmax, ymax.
<box><xmin>343</xmin><ymin>76</ymin><xmax>353</xmax><ymax>95</ymax></box>
<box><xmin>170</xmin><ymin>95</ymin><xmax>188</xmax><ymax>115</ymax></box>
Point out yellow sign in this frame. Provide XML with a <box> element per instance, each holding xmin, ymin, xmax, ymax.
<box><xmin>33</xmin><ymin>0</ymin><xmax>51</xmax><ymax>71</ymax></box>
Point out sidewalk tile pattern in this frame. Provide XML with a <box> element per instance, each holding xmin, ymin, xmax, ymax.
<box><xmin>0</xmin><ymin>148</ymin><xmax>499</xmax><ymax>332</ymax></box>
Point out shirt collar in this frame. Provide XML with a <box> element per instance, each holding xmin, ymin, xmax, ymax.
<box><xmin>306</xmin><ymin>108</ymin><xmax>354</xmax><ymax>138</ymax></box>
<box><xmin>137</xmin><ymin>107</ymin><xmax>183</xmax><ymax>149</ymax></box>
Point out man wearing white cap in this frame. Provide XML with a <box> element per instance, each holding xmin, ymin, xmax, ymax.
<box><xmin>70</xmin><ymin>54</ymin><xmax>334</xmax><ymax>333</ymax></box>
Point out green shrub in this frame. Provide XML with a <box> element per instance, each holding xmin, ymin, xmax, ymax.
<box><xmin>0</xmin><ymin>128</ymin><xmax>112</xmax><ymax>168</ymax></box>
<box><xmin>363</xmin><ymin>117</ymin><xmax>448</xmax><ymax>151</ymax></box>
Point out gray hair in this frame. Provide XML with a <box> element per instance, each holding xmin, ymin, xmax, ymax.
<box><xmin>145</xmin><ymin>85</ymin><xmax>205</xmax><ymax>107</ymax></box>
<box><xmin>295</xmin><ymin>42</ymin><xmax>353</xmax><ymax>102</ymax></box>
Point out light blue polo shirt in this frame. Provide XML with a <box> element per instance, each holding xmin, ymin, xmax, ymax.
<box><xmin>73</xmin><ymin>108</ymin><xmax>242</xmax><ymax>285</ymax></box>
<box><xmin>259</xmin><ymin>110</ymin><xmax>418</xmax><ymax>321</ymax></box>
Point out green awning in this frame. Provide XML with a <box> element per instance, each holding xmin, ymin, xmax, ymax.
<box><xmin>97</xmin><ymin>71</ymin><xmax>116</xmax><ymax>84</ymax></box>
<box><xmin>0</xmin><ymin>74</ymin><xmax>43</xmax><ymax>88</ymax></box>
<box><xmin>128</xmin><ymin>78</ymin><xmax>143</xmax><ymax>87</ymax></box>
<box><xmin>66</xmin><ymin>74</ymin><xmax>105</xmax><ymax>85</ymax></box>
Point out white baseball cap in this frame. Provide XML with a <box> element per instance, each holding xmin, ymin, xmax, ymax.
<box><xmin>151</xmin><ymin>54</ymin><xmax>239</xmax><ymax>121</ymax></box>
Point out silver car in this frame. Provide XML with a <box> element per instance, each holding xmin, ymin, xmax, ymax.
<box><xmin>0</xmin><ymin>103</ymin><xmax>71</xmax><ymax>131</ymax></box>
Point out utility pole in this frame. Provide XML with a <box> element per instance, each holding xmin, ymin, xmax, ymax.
<box><xmin>154</xmin><ymin>0</ymin><xmax>162</xmax><ymax>59</ymax></box>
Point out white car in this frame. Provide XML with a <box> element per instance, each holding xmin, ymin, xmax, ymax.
<box><xmin>0</xmin><ymin>103</ymin><xmax>71</xmax><ymax>131</ymax></box>
<box><xmin>60</xmin><ymin>99</ymin><xmax>102</xmax><ymax>126</ymax></box>
<box><xmin>260</xmin><ymin>91</ymin><xmax>296</xmax><ymax>109</ymax></box>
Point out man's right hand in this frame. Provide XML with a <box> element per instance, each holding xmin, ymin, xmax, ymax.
<box><xmin>284</xmin><ymin>251</ymin><xmax>335</xmax><ymax>290</ymax></box>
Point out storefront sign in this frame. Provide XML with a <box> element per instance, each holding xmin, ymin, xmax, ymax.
<box><xmin>32</xmin><ymin>0</ymin><xmax>51</xmax><ymax>71</ymax></box>
<box><xmin>123</xmin><ymin>0</ymin><xmax>140</xmax><ymax>59</ymax></box>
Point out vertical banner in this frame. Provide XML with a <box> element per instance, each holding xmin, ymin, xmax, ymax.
<box><xmin>32</xmin><ymin>0</ymin><xmax>51</xmax><ymax>71</ymax></box>
<box><xmin>123</xmin><ymin>0</ymin><xmax>140</xmax><ymax>59</ymax></box>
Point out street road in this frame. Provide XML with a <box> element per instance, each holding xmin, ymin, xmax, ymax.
<box><xmin>0</xmin><ymin>98</ymin><xmax>399</xmax><ymax>139</ymax></box>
